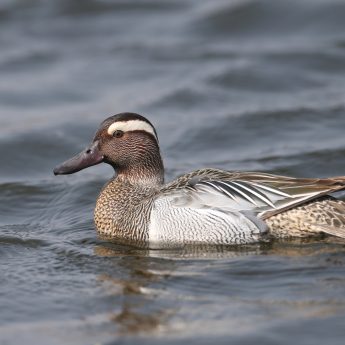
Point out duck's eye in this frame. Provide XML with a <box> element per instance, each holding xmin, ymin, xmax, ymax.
<box><xmin>112</xmin><ymin>130</ymin><xmax>124</xmax><ymax>138</ymax></box>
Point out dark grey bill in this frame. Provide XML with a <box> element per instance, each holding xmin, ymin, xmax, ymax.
<box><xmin>53</xmin><ymin>141</ymin><xmax>104</xmax><ymax>175</ymax></box>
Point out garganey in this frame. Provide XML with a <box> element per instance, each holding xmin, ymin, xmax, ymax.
<box><xmin>54</xmin><ymin>112</ymin><xmax>345</xmax><ymax>248</ymax></box>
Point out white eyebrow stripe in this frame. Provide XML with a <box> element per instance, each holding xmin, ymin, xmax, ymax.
<box><xmin>107</xmin><ymin>120</ymin><xmax>157</xmax><ymax>140</ymax></box>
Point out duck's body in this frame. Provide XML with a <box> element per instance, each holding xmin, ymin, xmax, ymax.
<box><xmin>54</xmin><ymin>113</ymin><xmax>345</xmax><ymax>248</ymax></box>
<box><xmin>94</xmin><ymin>170</ymin><xmax>265</xmax><ymax>247</ymax></box>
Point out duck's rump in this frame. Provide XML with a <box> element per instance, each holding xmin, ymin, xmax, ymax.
<box><xmin>265</xmin><ymin>196</ymin><xmax>345</xmax><ymax>239</ymax></box>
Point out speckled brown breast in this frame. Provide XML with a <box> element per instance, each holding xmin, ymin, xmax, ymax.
<box><xmin>94</xmin><ymin>178</ymin><xmax>157</xmax><ymax>245</ymax></box>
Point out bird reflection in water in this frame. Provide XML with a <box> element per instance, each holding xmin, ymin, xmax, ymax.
<box><xmin>93</xmin><ymin>238</ymin><xmax>345</xmax><ymax>336</ymax></box>
<box><xmin>93</xmin><ymin>242</ymin><xmax>261</xmax><ymax>335</ymax></box>
<box><xmin>94</xmin><ymin>244</ymin><xmax>176</xmax><ymax>335</ymax></box>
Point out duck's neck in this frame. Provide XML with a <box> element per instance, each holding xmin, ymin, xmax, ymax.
<box><xmin>95</xmin><ymin>151</ymin><xmax>164</xmax><ymax>245</ymax></box>
<box><xmin>116</xmin><ymin>152</ymin><xmax>164</xmax><ymax>187</ymax></box>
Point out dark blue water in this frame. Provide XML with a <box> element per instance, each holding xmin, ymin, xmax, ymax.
<box><xmin>1</xmin><ymin>0</ymin><xmax>345</xmax><ymax>344</ymax></box>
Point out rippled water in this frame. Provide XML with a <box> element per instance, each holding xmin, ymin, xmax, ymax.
<box><xmin>2</xmin><ymin>0</ymin><xmax>345</xmax><ymax>344</ymax></box>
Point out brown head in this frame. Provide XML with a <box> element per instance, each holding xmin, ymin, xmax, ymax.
<box><xmin>53</xmin><ymin>112</ymin><xmax>164</xmax><ymax>185</ymax></box>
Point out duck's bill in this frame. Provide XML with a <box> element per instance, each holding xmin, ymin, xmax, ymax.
<box><xmin>53</xmin><ymin>141</ymin><xmax>104</xmax><ymax>175</ymax></box>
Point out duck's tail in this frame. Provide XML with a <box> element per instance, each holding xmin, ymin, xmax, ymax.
<box><xmin>266</xmin><ymin>197</ymin><xmax>345</xmax><ymax>239</ymax></box>
<box><xmin>308</xmin><ymin>198</ymin><xmax>345</xmax><ymax>239</ymax></box>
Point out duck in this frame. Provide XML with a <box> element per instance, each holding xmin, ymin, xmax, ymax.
<box><xmin>54</xmin><ymin>112</ymin><xmax>345</xmax><ymax>248</ymax></box>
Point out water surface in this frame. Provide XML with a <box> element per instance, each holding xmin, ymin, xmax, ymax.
<box><xmin>1</xmin><ymin>0</ymin><xmax>345</xmax><ymax>344</ymax></box>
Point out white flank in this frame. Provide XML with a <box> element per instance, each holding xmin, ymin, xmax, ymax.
<box><xmin>107</xmin><ymin>120</ymin><xmax>157</xmax><ymax>140</ymax></box>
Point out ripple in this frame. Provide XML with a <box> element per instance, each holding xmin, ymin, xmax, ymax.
<box><xmin>209</xmin><ymin>63</ymin><xmax>324</xmax><ymax>92</ymax></box>
<box><xmin>0</xmin><ymin>233</ymin><xmax>48</xmax><ymax>249</ymax></box>
<box><xmin>193</xmin><ymin>0</ymin><xmax>345</xmax><ymax>37</ymax></box>
<box><xmin>57</xmin><ymin>0</ymin><xmax>184</xmax><ymax>17</ymax></box>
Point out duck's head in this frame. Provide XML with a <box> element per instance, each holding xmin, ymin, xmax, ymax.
<box><xmin>53</xmin><ymin>112</ymin><xmax>164</xmax><ymax>184</ymax></box>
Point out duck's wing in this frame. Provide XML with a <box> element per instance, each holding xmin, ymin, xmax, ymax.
<box><xmin>161</xmin><ymin>169</ymin><xmax>345</xmax><ymax>219</ymax></box>
<box><xmin>150</xmin><ymin>170</ymin><xmax>270</xmax><ymax>246</ymax></box>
